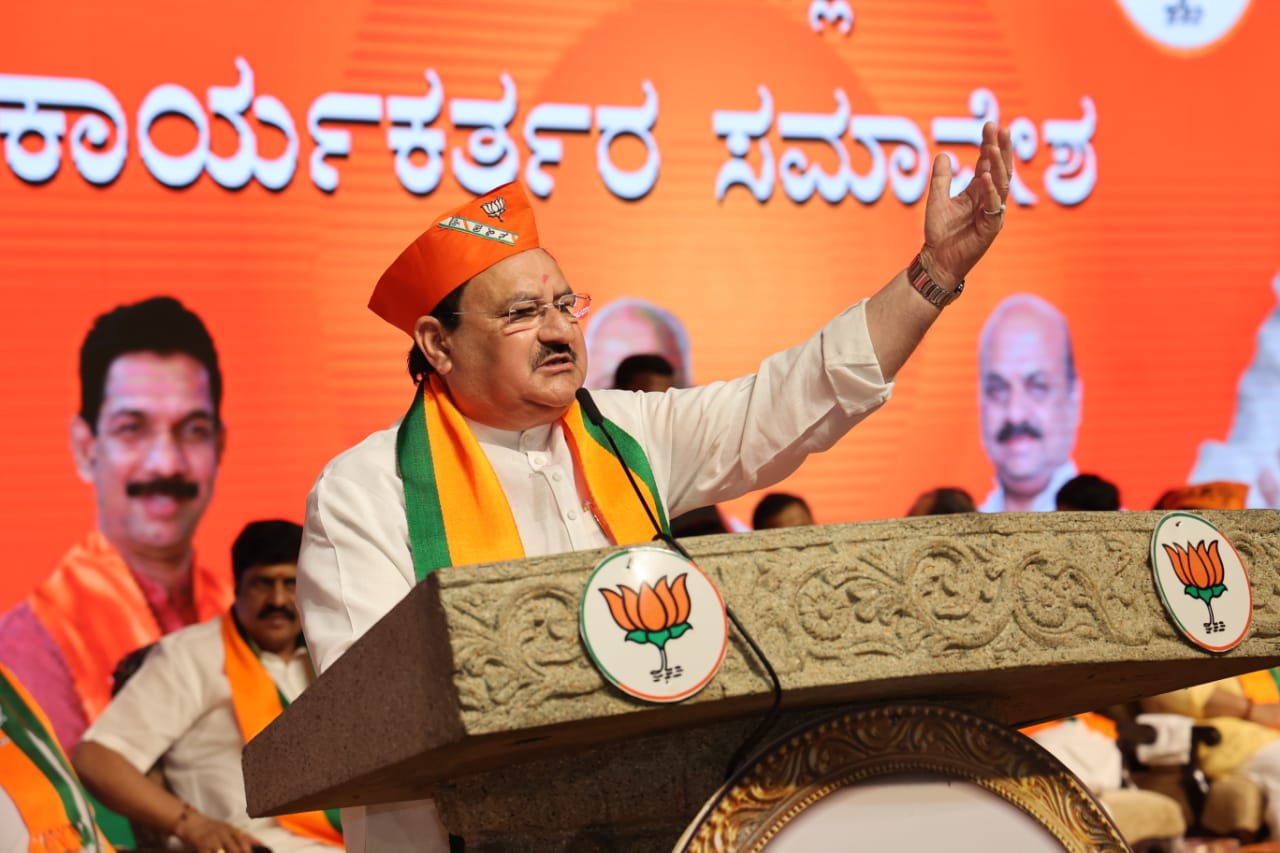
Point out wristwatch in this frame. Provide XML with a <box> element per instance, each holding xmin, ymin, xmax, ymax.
<box><xmin>907</xmin><ymin>252</ymin><xmax>964</xmax><ymax>309</ymax></box>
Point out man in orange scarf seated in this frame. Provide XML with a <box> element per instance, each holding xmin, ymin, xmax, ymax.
<box><xmin>1021</xmin><ymin>713</ymin><xmax>1188</xmax><ymax>847</ymax></box>
<box><xmin>296</xmin><ymin>124</ymin><xmax>1014</xmax><ymax>850</ymax></box>
<box><xmin>72</xmin><ymin>521</ymin><xmax>343</xmax><ymax>853</ymax></box>
<box><xmin>1</xmin><ymin>664</ymin><xmax>114</xmax><ymax>853</ymax></box>
<box><xmin>1145</xmin><ymin>668</ymin><xmax>1280</xmax><ymax>840</ymax></box>
<box><xmin>1141</xmin><ymin>481</ymin><xmax>1277</xmax><ymax>838</ymax></box>
<box><xmin>0</xmin><ymin>297</ymin><xmax>233</xmax><ymax>753</ymax></box>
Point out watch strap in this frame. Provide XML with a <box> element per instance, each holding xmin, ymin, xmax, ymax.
<box><xmin>907</xmin><ymin>253</ymin><xmax>964</xmax><ymax>308</ymax></box>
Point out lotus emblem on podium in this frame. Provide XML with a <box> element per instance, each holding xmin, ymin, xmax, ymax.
<box><xmin>1162</xmin><ymin>540</ymin><xmax>1228</xmax><ymax>633</ymax></box>
<box><xmin>579</xmin><ymin>546</ymin><xmax>727</xmax><ymax>702</ymax></box>
<box><xmin>600</xmin><ymin>575</ymin><xmax>691</xmax><ymax>683</ymax></box>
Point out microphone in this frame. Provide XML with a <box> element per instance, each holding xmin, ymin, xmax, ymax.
<box><xmin>575</xmin><ymin>387</ymin><xmax>783</xmax><ymax>779</ymax></box>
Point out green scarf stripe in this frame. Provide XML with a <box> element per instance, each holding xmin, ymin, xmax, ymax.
<box><xmin>579</xmin><ymin>412</ymin><xmax>670</xmax><ymax>535</ymax></box>
<box><xmin>397</xmin><ymin>384</ymin><xmax>452</xmax><ymax>581</ymax></box>
<box><xmin>0</xmin><ymin>669</ymin><xmax>95</xmax><ymax>847</ymax></box>
<box><xmin>1268</xmin><ymin>668</ymin><xmax>1280</xmax><ymax>696</ymax></box>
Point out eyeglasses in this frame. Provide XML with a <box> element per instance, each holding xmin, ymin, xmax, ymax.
<box><xmin>454</xmin><ymin>293</ymin><xmax>592</xmax><ymax>331</ymax></box>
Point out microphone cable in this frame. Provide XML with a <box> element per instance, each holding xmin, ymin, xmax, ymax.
<box><xmin>575</xmin><ymin>388</ymin><xmax>784</xmax><ymax>780</ymax></box>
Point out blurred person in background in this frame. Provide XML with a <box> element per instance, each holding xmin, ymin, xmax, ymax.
<box><xmin>585</xmin><ymin>298</ymin><xmax>693</xmax><ymax>390</ymax></box>
<box><xmin>74</xmin><ymin>521</ymin><xmax>342</xmax><ymax>853</ymax></box>
<box><xmin>752</xmin><ymin>492</ymin><xmax>814</xmax><ymax>529</ymax></box>
<box><xmin>0</xmin><ymin>296</ymin><xmax>232</xmax><ymax>754</ymax></box>
<box><xmin>613</xmin><ymin>353</ymin><xmax>677</xmax><ymax>393</ymax></box>
<box><xmin>977</xmin><ymin>293</ymin><xmax>1082</xmax><ymax>513</ymax></box>
<box><xmin>1188</xmin><ymin>271</ymin><xmax>1280</xmax><ymax>508</ymax></box>
<box><xmin>1153</xmin><ymin>481</ymin><xmax>1248</xmax><ymax>512</ymax></box>
<box><xmin>1055</xmin><ymin>473</ymin><xmax>1121</xmax><ymax>511</ymax></box>
<box><xmin>906</xmin><ymin>487</ymin><xmax>976</xmax><ymax>516</ymax></box>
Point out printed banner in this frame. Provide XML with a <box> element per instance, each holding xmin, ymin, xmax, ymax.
<box><xmin>2</xmin><ymin>0</ymin><xmax>1278</xmax><ymax>607</ymax></box>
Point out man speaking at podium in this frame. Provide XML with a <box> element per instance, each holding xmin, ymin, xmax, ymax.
<box><xmin>296</xmin><ymin>124</ymin><xmax>1013</xmax><ymax>851</ymax></box>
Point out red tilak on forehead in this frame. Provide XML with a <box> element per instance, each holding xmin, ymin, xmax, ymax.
<box><xmin>541</xmin><ymin>273</ymin><xmax>549</xmax><ymax>284</ymax></box>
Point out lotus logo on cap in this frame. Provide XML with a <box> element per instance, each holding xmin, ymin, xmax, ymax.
<box><xmin>481</xmin><ymin>197</ymin><xmax>507</xmax><ymax>221</ymax></box>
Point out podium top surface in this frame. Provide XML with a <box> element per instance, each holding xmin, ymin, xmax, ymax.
<box><xmin>244</xmin><ymin>509</ymin><xmax>1280</xmax><ymax>815</ymax></box>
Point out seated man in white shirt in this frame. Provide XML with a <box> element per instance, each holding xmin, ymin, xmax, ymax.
<box><xmin>73</xmin><ymin>520</ymin><xmax>343</xmax><ymax>853</ymax></box>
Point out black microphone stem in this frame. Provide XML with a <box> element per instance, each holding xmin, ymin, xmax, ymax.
<box><xmin>575</xmin><ymin>388</ymin><xmax>784</xmax><ymax>780</ymax></box>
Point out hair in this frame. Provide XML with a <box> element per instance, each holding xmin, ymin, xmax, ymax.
<box><xmin>231</xmin><ymin>519</ymin><xmax>304</xmax><ymax>589</ymax></box>
<box><xmin>613</xmin><ymin>353</ymin><xmax>675</xmax><ymax>390</ymax></box>
<box><xmin>1055</xmin><ymin>474</ymin><xmax>1121</xmax><ymax>511</ymax></box>
<box><xmin>669</xmin><ymin>505</ymin><xmax>728</xmax><ymax>537</ymax></box>
<box><xmin>407</xmin><ymin>284</ymin><xmax>466</xmax><ymax>383</ymax></box>
<box><xmin>79</xmin><ymin>296</ymin><xmax>222</xmax><ymax>432</ymax></box>
<box><xmin>111</xmin><ymin>642</ymin><xmax>157</xmax><ymax>696</ymax></box>
<box><xmin>910</xmin><ymin>487</ymin><xmax>977</xmax><ymax>516</ymax></box>
<box><xmin>752</xmin><ymin>492</ymin><xmax>811</xmax><ymax>529</ymax></box>
<box><xmin>978</xmin><ymin>293</ymin><xmax>1078</xmax><ymax>387</ymax></box>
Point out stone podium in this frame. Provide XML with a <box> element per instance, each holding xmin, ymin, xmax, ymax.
<box><xmin>244</xmin><ymin>510</ymin><xmax>1280</xmax><ymax>850</ymax></box>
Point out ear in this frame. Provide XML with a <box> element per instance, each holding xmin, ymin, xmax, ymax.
<box><xmin>215</xmin><ymin>424</ymin><xmax>228</xmax><ymax>465</ymax></box>
<box><xmin>69</xmin><ymin>415</ymin><xmax>97</xmax><ymax>484</ymax></box>
<box><xmin>414</xmin><ymin>316</ymin><xmax>453</xmax><ymax>376</ymax></box>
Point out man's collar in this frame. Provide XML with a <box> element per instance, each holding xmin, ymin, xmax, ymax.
<box><xmin>982</xmin><ymin>459</ymin><xmax>1079</xmax><ymax>512</ymax></box>
<box><xmin>466</xmin><ymin>418</ymin><xmax>554</xmax><ymax>452</ymax></box>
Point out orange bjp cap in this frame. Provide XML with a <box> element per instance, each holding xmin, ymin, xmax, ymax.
<box><xmin>368</xmin><ymin>181</ymin><xmax>541</xmax><ymax>336</ymax></box>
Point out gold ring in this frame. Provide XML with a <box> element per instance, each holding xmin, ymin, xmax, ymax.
<box><xmin>215</xmin><ymin>848</ymin><xmax>226</xmax><ymax>853</ymax></box>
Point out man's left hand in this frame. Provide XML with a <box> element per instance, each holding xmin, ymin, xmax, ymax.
<box><xmin>919</xmin><ymin>121</ymin><xmax>1013</xmax><ymax>288</ymax></box>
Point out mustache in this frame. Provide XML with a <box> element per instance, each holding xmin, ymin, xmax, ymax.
<box><xmin>257</xmin><ymin>604</ymin><xmax>296</xmax><ymax>621</ymax></box>
<box><xmin>532</xmin><ymin>342</ymin><xmax>577</xmax><ymax>369</ymax></box>
<box><xmin>996</xmin><ymin>421</ymin><xmax>1043</xmax><ymax>443</ymax></box>
<box><xmin>125</xmin><ymin>476</ymin><xmax>199</xmax><ymax>499</ymax></box>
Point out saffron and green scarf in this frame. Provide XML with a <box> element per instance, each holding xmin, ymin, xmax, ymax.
<box><xmin>220</xmin><ymin>615</ymin><xmax>343</xmax><ymax>846</ymax></box>
<box><xmin>0</xmin><ymin>663</ymin><xmax>113</xmax><ymax>852</ymax></box>
<box><xmin>396</xmin><ymin>376</ymin><xmax>668</xmax><ymax>581</ymax></box>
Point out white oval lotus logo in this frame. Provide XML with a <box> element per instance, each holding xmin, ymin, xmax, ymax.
<box><xmin>1150</xmin><ymin>511</ymin><xmax>1252</xmax><ymax>652</ymax></box>
<box><xmin>1117</xmin><ymin>0</ymin><xmax>1252</xmax><ymax>54</ymax></box>
<box><xmin>579</xmin><ymin>546</ymin><xmax>728</xmax><ymax>703</ymax></box>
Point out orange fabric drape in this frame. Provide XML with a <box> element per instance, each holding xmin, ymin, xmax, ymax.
<box><xmin>1237</xmin><ymin>670</ymin><xmax>1280</xmax><ymax>706</ymax></box>
<box><xmin>219</xmin><ymin>617</ymin><xmax>341</xmax><ymax>847</ymax></box>
<box><xmin>1020</xmin><ymin>711</ymin><xmax>1117</xmax><ymax>742</ymax></box>
<box><xmin>0</xmin><ymin>664</ymin><xmax>115</xmax><ymax>853</ymax></box>
<box><xmin>29</xmin><ymin>531</ymin><xmax>233</xmax><ymax>723</ymax></box>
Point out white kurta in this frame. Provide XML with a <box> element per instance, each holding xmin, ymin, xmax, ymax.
<box><xmin>81</xmin><ymin>618</ymin><xmax>336</xmax><ymax>853</ymax></box>
<box><xmin>297</xmin><ymin>300</ymin><xmax>892</xmax><ymax>851</ymax></box>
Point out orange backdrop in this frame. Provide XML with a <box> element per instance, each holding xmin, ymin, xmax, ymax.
<box><xmin>2</xmin><ymin>0</ymin><xmax>1277</xmax><ymax>608</ymax></box>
